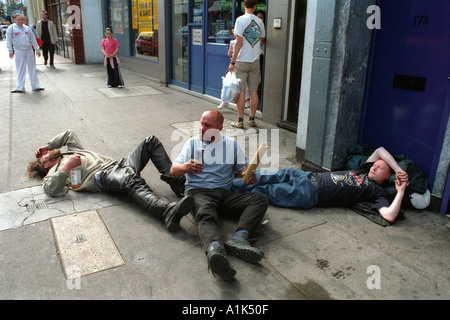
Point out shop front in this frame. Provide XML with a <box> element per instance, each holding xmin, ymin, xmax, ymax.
<box><xmin>104</xmin><ymin>0</ymin><xmax>270</xmax><ymax>108</ymax></box>
<box><xmin>105</xmin><ymin>0</ymin><xmax>166</xmax><ymax>80</ymax></box>
<box><xmin>43</xmin><ymin>0</ymin><xmax>73</xmax><ymax>62</ymax></box>
<box><xmin>169</xmin><ymin>0</ymin><xmax>266</xmax><ymax>106</ymax></box>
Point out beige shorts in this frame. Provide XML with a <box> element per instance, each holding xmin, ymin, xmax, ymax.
<box><xmin>236</xmin><ymin>59</ymin><xmax>261</xmax><ymax>92</ymax></box>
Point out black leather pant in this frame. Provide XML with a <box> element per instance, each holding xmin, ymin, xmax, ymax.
<box><xmin>97</xmin><ymin>136</ymin><xmax>172</xmax><ymax>217</ymax></box>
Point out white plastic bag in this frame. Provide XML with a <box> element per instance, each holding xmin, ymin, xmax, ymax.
<box><xmin>220</xmin><ymin>72</ymin><xmax>240</xmax><ymax>103</ymax></box>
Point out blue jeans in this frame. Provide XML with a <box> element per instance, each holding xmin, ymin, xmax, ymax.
<box><xmin>231</xmin><ymin>168</ymin><xmax>319</xmax><ymax>209</ymax></box>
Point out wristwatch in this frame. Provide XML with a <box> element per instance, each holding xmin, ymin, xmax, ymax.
<box><xmin>230</xmin><ymin>61</ymin><xmax>236</xmax><ymax>65</ymax></box>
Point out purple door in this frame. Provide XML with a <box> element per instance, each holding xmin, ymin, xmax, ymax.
<box><xmin>360</xmin><ymin>0</ymin><xmax>450</xmax><ymax>191</ymax></box>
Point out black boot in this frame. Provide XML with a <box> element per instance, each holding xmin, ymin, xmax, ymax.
<box><xmin>132</xmin><ymin>182</ymin><xmax>192</xmax><ymax>232</ymax></box>
<box><xmin>161</xmin><ymin>195</ymin><xmax>194</xmax><ymax>232</ymax></box>
<box><xmin>206</xmin><ymin>241</ymin><xmax>236</xmax><ymax>281</ymax></box>
<box><xmin>160</xmin><ymin>174</ymin><xmax>186</xmax><ymax>198</ymax></box>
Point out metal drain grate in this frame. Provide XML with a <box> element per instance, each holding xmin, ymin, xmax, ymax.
<box><xmin>26</xmin><ymin>201</ymin><xmax>48</xmax><ymax>213</ymax></box>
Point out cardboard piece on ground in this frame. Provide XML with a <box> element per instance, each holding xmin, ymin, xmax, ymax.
<box><xmin>51</xmin><ymin>210</ymin><xmax>125</xmax><ymax>279</ymax></box>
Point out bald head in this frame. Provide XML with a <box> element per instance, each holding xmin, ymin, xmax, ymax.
<box><xmin>200</xmin><ymin>110</ymin><xmax>224</xmax><ymax>142</ymax></box>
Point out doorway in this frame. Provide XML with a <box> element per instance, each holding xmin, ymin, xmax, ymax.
<box><xmin>360</xmin><ymin>0</ymin><xmax>450</xmax><ymax>189</ymax></box>
<box><xmin>170</xmin><ymin>0</ymin><xmax>267</xmax><ymax>101</ymax></box>
<box><xmin>277</xmin><ymin>0</ymin><xmax>307</xmax><ymax>132</ymax></box>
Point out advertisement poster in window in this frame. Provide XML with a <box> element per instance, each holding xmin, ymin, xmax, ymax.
<box><xmin>111</xmin><ymin>0</ymin><xmax>124</xmax><ymax>35</ymax></box>
<box><xmin>133</xmin><ymin>0</ymin><xmax>159</xmax><ymax>60</ymax></box>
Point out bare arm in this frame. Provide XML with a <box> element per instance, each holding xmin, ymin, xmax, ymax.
<box><xmin>378</xmin><ymin>179</ymin><xmax>409</xmax><ymax>222</ymax></box>
<box><xmin>228</xmin><ymin>35</ymin><xmax>243</xmax><ymax>72</ymax></box>
<box><xmin>366</xmin><ymin>147</ymin><xmax>408</xmax><ymax>183</ymax></box>
<box><xmin>170</xmin><ymin>160</ymin><xmax>203</xmax><ymax>176</ymax></box>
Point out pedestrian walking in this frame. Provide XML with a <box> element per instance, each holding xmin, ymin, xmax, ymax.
<box><xmin>36</xmin><ymin>11</ymin><xmax>58</xmax><ymax>69</ymax></box>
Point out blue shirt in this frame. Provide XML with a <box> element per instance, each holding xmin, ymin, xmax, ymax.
<box><xmin>174</xmin><ymin>135</ymin><xmax>248</xmax><ymax>194</ymax></box>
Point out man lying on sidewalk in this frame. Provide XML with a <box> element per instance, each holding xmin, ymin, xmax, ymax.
<box><xmin>27</xmin><ymin>130</ymin><xmax>193</xmax><ymax>232</ymax></box>
<box><xmin>232</xmin><ymin>147</ymin><xmax>409</xmax><ymax>223</ymax></box>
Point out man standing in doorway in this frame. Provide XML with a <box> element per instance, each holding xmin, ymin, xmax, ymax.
<box><xmin>229</xmin><ymin>0</ymin><xmax>265</xmax><ymax>129</ymax></box>
<box><xmin>37</xmin><ymin>10</ymin><xmax>58</xmax><ymax>69</ymax></box>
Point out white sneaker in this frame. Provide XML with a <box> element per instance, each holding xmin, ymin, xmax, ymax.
<box><xmin>218</xmin><ymin>101</ymin><xmax>228</xmax><ymax>109</ymax></box>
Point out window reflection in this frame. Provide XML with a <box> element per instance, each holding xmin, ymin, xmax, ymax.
<box><xmin>172</xmin><ymin>0</ymin><xmax>188</xmax><ymax>83</ymax></box>
<box><xmin>132</xmin><ymin>0</ymin><xmax>159</xmax><ymax>61</ymax></box>
<box><xmin>207</xmin><ymin>0</ymin><xmax>233</xmax><ymax>44</ymax></box>
<box><xmin>193</xmin><ymin>0</ymin><xmax>203</xmax><ymax>23</ymax></box>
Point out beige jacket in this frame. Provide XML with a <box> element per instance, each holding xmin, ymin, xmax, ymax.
<box><xmin>43</xmin><ymin>131</ymin><xmax>116</xmax><ymax>197</ymax></box>
<box><xmin>36</xmin><ymin>19</ymin><xmax>58</xmax><ymax>44</ymax></box>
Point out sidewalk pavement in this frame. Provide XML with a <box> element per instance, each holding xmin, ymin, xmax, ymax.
<box><xmin>0</xmin><ymin>42</ymin><xmax>449</xmax><ymax>301</ymax></box>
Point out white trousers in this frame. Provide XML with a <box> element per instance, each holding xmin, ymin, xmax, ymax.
<box><xmin>14</xmin><ymin>47</ymin><xmax>41</xmax><ymax>91</ymax></box>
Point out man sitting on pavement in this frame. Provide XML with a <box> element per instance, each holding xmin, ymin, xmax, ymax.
<box><xmin>170</xmin><ymin>110</ymin><xmax>269</xmax><ymax>281</ymax></box>
<box><xmin>232</xmin><ymin>147</ymin><xmax>409</xmax><ymax>223</ymax></box>
<box><xmin>27</xmin><ymin>130</ymin><xmax>192</xmax><ymax>232</ymax></box>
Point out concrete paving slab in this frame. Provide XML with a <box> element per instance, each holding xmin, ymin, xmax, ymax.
<box><xmin>97</xmin><ymin>85</ymin><xmax>165</xmax><ymax>98</ymax></box>
<box><xmin>51</xmin><ymin>210</ymin><xmax>125</xmax><ymax>279</ymax></box>
<box><xmin>262</xmin><ymin>224</ymin><xmax>441</xmax><ymax>299</ymax></box>
<box><xmin>0</xmin><ymin>221</ymin><xmax>68</xmax><ymax>299</ymax></box>
<box><xmin>0</xmin><ymin>186</ymin><xmax>125</xmax><ymax>231</ymax></box>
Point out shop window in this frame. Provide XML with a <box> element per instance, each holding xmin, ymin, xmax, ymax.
<box><xmin>193</xmin><ymin>0</ymin><xmax>203</xmax><ymax>23</ymax></box>
<box><xmin>172</xmin><ymin>0</ymin><xmax>188</xmax><ymax>83</ymax></box>
<box><xmin>207</xmin><ymin>0</ymin><xmax>233</xmax><ymax>44</ymax></box>
<box><xmin>59</xmin><ymin>1</ymin><xmax>72</xmax><ymax>60</ymax></box>
<box><xmin>109</xmin><ymin>0</ymin><xmax>131</xmax><ymax>57</ymax></box>
<box><xmin>132</xmin><ymin>0</ymin><xmax>159</xmax><ymax>61</ymax></box>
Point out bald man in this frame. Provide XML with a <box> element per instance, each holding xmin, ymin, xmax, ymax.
<box><xmin>171</xmin><ymin>110</ymin><xmax>269</xmax><ymax>281</ymax></box>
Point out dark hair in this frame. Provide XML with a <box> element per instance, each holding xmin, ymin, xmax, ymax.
<box><xmin>27</xmin><ymin>149</ymin><xmax>62</xmax><ymax>179</ymax></box>
<box><xmin>105</xmin><ymin>27</ymin><xmax>113</xmax><ymax>33</ymax></box>
<box><xmin>255</xmin><ymin>10</ymin><xmax>265</xmax><ymax>19</ymax></box>
<box><xmin>27</xmin><ymin>159</ymin><xmax>49</xmax><ymax>179</ymax></box>
<box><xmin>244</xmin><ymin>0</ymin><xmax>258</xmax><ymax>9</ymax></box>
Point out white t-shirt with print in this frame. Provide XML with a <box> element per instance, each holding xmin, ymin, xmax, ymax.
<box><xmin>234</xmin><ymin>13</ymin><xmax>265</xmax><ymax>63</ymax></box>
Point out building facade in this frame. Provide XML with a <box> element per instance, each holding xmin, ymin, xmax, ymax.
<box><xmin>30</xmin><ymin>0</ymin><xmax>450</xmax><ymax>213</ymax></box>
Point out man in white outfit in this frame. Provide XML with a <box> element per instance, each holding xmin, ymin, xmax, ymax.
<box><xmin>6</xmin><ymin>14</ymin><xmax>44</xmax><ymax>93</ymax></box>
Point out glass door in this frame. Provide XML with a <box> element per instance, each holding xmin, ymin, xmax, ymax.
<box><xmin>171</xmin><ymin>0</ymin><xmax>189</xmax><ymax>85</ymax></box>
<box><xmin>203</xmin><ymin>0</ymin><xmax>233</xmax><ymax>97</ymax></box>
<box><xmin>189</xmin><ymin>0</ymin><xmax>204</xmax><ymax>92</ymax></box>
<box><xmin>59</xmin><ymin>1</ymin><xmax>72</xmax><ymax>60</ymax></box>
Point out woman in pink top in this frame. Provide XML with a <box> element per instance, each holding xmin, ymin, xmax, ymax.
<box><xmin>101</xmin><ymin>28</ymin><xmax>124</xmax><ymax>88</ymax></box>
